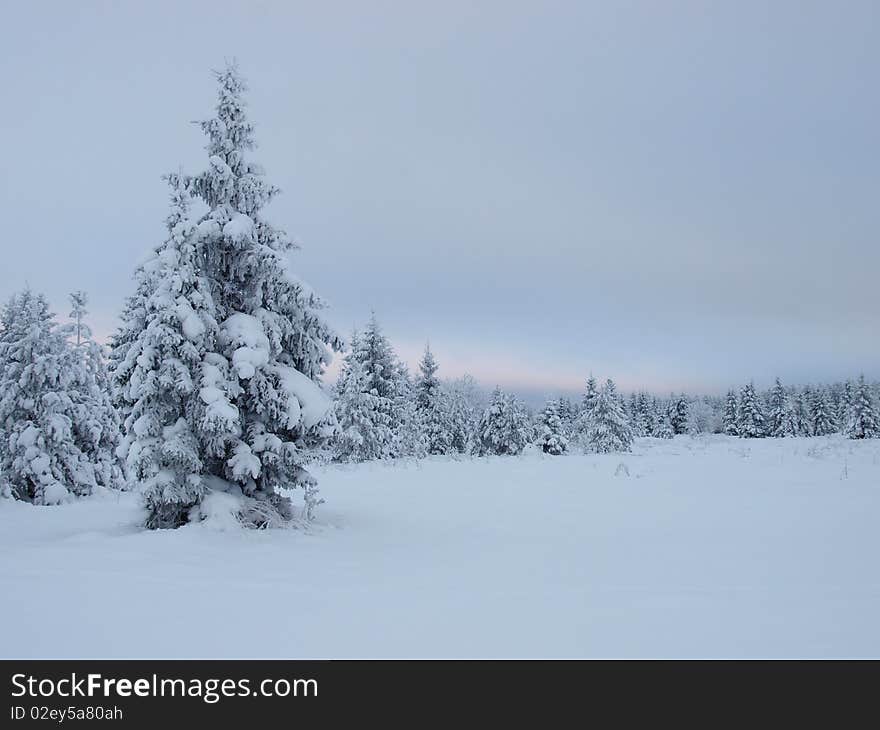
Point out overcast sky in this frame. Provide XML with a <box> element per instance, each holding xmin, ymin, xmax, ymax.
<box><xmin>1</xmin><ymin>1</ymin><xmax>878</xmax><ymax>397</ymax></box>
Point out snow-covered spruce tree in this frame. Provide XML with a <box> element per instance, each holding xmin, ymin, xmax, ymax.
<box><xmin>112</xmin><ymin>174</ymin><xmax>221</xmax><ymax>526</ymax></box>
<box><xmin>584</xmin><ymin>379</ymin><xmax>633</xmax><ymax>453</ymax></box>
<box><xmin>631</xmin><ymin>393</ymin><xmax>653</xmax><ymax>437</ymax></box>
<box><xmin>652</xmin><ymin>401</ymin><xmax>674</xmax><ymax>439</ymax></box>
<box><xmin>64</xmin><ymin>291</ymin><xmax>91</xmax><ymax>347</ymax></box>
<box><xmin>827</xmin><ymin>382</ymin><xmax>843</xmax><ymax>425</ymax></box>
<box><xmin>191</xmin><ymin>64</ymin><xmax>341</xmax><ymax>524</ymax></box>
<box><xmin>476</xmin><ymin>387</ymin><xmax>532</xmax><ymax>456</ymax></box>
<box><xmin>107</xmin><ymin>239</ymin><xmax>167</xmax><ymax>417</ymax></box>
<box><xmin>809</xmin><ymin>386</ymin><xmax>836</xmax><ymax>437</ymax></box>
<box><xmin>415</xmin><ymin>345</ymin><xmax>453</xmax><ymax>455</ymax></box>
<box><xmin>574</xmin><ymin>374</ymin><xmax>600</xmax><ymax>440</ymax></box>
<box><xmin>443</xmin><ymin>374</ymin><xmax>481</xmax><ymax>453</ymax></box>
<box><xmin>627</xmin><ymin>392</ymin><xmax>639</xmax><ymax>427</ymax></box>
<box><xmin>637</xmin><ymin>392</ymin><xmax>654</xmax><ymax>436</ymax></box>
<box><xmin>766</xmin><ymin>377</ymin><xmax>788</xmax><ymax>437</ymax></box>
<box><xmin>333</xmin><ymin>314</ymin><xmax>412</xmax><ymax>460</ymax></box>
<box><xmin>391</xmin><ymin>367</ymin><xmax>428</xmax><ymax>459</ymax></box>
<box><xmin>844</xmin><ymin>375</ymin><xmax>880</xmax><ymax>439</ymax></box>
<box><xmin>801</xmin><ymin>386</ymin><xmax>815</xmax><ymax>435</ymax></box>
<box><xmin>333</xmin><ymin>330</ymin><xmax>394</xmax><ymax>461</ymax></box>
<box><xmin>556</xmin><ymin>397</ymin><xmax>576</xmax><ymax>440</ymax></box>
<box><xmin>686</xmin><ymin>397</ymin><xmax>720</xmax><ymax>435</ymax></box>
<box><xmin>581</xmin><ymin>375</ymin><xmax>599</xmax><ymax>416</ymax></box>
<box><xmin>0</xmin><ymin>290</ymin><xmax>123</xmax><ymax>504</ymax></box>
<box><xmin>539</xmin><ymin>399</ymin><xmax>569</xmax><ymax>455</ymax></box>
<box><xmin>782</xmin><ymin>390</ymin><xmax>809</xmax><ymax>436</ymax></box>
<box><xmin>333</xmin><ymin>316</ymin><xmax>424</xmax><ymax>460</ymax></box>
<box><xmin>60</xmin><ymin>291</ymin><xmax>125</xmax><ymax>492</ymax></box>
<box><xmin>115</xmin><ymin>66</ymin><xmax>341</xmax><ymax>527</ymax></box>
<box><xmin>737</xmin><ymin>383</ymin><xmax>766</xmax><ymax>438</ymax></box>
<box><xmin>838</xmin><ymin>381</ymin><xmax>854</xmax><ymax>431</ymax></box>
<box><xmin>669</xmin><ymin>395</ymin><xmax>688</xmax><ymax>435</ymax></box>
<box><xmin>723</xmin><ymin>390</ymin><xmax>739</xmax><ymax>436</ymax></box>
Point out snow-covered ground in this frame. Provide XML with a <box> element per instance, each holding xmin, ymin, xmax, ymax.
<box><xmin>2</xmin><ymin>435</ymin><xmax>878</xmax><ymax>658</ymax></box>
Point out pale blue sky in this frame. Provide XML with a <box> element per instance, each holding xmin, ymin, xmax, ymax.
<box><xmin>1</xmin><ymin>1</ymin><xmax>877</xmax><ymax>396</ymax></box>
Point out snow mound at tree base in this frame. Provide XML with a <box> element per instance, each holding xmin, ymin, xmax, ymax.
<box><xmin>188</xmin><ymin>477</ymin><xmax>299</xmax><ymax>530</ymax></box>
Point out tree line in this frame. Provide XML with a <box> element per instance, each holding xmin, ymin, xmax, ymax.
<box><xmin>1</xmin><ymin>63</ymin><xmax>878</xmax><ymax>527</ymax></box>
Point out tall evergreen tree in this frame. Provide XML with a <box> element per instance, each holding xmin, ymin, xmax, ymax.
<box><xmin>113</xmin><ymin>65</ymin><xmax>341</xmax><ymax>528</ymax></box>
<box><xmin>556</xmin><ymin>397</ymin><xmax>577</xmax><ymax>441</ymax></box>
<box><xmin>575</xmin><ymin>374</ymin><xmax>600</xmax><ymax>438</ymax></box>
<box><xmin>844</xmin><ymin>375</ymin><xmax>880</xmax><ymax>439</ymax></box>
<box><xmin>477</xmin><ymin>387</ymin><xmax>532</xmax><ymax>456</ymax></box>
<box><xmin>356</xmin><ymin>314</ymin><xmax>404</xmax><ymax>406</ymax></box>
<box><xmin>686</xmin><ymin>396</ymin><xmax>719</xmax><ymax>434</ymax></box>
<box><xmin>415</xmin><ymin>345</ymin><xmax>452</xmax><ymax>455</ymax></box>
<box><xmin>333</xmin><ymin>316</ymin><xmax>419</xmax><ymax>460</ymax></box>
<box><xmin>669</xmin><ymin>394</ymin><xmax>689</xmax><ymax>435</ymax></box>
<box><xmin>539</xmin><ymin>399</ymin><xmax>569</xmax><ymax>455</ymax></box>
<box><xmin>723</xmin><ymin>390</ymin><xmax>739</xmax><ymax>436</ymax></box>
<box><xmin>391</xmin><ymin>367</ymin><xmax>428</xmax><ymax>459</ymax></box>
<box><xmin>62</xmin><ymin>291</ymin><xmax>125</xmax><ymax>493</ymax></box>
<box><xmin>334</xmin><ymin>330</ymin><xmax>394</xmax><ymax>461</ymax></box>
<box><xmin>112</xmin><ymin>175</ymin><xmax>220</xmax><ymax>525</ymax></box>
<box><xmin>0</xmin><ymin>290</ymin><xmax>123</xmax><ymax>504</ymax></box>
<box><xmin>63</xmin><ymin>291</ymin><xmax>92</xmax><ymax>348</ymax></box>
<box><xmin>629</xmin><ymin>393</ymin><xmax>647</xmax><ymax>437</ymax></box>
<box><xmin>809</xmin><ymin>386</ymin><xmax>836</xmax><ymax>436</ymax></box>
<box><xmin>766</xmin><ymin>377</ymin><xmax>787</xmax><ymax>437</ymax></box>
<box><xmin>584</xmin><ymin>379</ymin><xmax>633</xmax><ymax>452</ymax></box>
<box><xmin>638</xmin><ymin>392</ymin><xmax>655</xmax><ymax>436</ymax></box>
<box><xmin>652</xmin><ymin>400</ymin><xmax>674</xmax><ymax>439</ymax></box>
<box><xmin>443</xmin><ymin>375</ymin><xmax>481</xmax><ymax>454</ymax></box>
<box><xmin>782</xmin><ymin>390</ymin><xmax>809</xmax><ymax>436</ymax></box>
<box><xmin>838</xmin><ymin>381</ymin><xmax>854</xmax><ymax>431</ymax></box>
<box><xmin>627</xmin><ymin>393</ymin><xmax>639</xmax><ymax>429</ymax></box>
<box><xmin>737</xmin><ymin>383</ymin><xmax>766</xmax><ymax>438</ymax></box>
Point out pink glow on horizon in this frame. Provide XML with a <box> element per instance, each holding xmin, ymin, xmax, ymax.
<box><xmin>322</xmin><ymin>337</ymin><xmax>721</xmax><ymax>396</ymax></box>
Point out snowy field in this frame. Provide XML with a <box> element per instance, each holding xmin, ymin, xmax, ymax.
<box><xmin>2</xmin><ymin>434</ymin><xmax>878</xmax><ymax>658</ymax></box>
